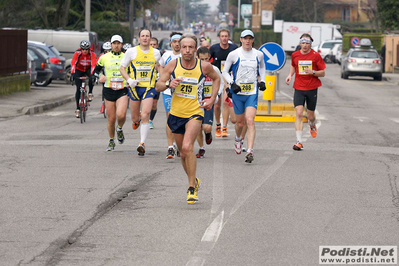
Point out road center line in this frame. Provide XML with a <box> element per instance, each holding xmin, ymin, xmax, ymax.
<box><xmin>229</xmin><ymin>156</ymin><xmax>290</xmax><ymax>216</ymax></box>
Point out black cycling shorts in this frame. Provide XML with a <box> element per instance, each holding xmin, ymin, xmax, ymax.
<box><xmin>103</xmin><ymin>87</ymin><xmax>128</xmax><ymax>102</ymax></box>
<box><xmin>293</xmin><ymin>88</ymin><xmax>318</xmax><ymax>111</ymax></box>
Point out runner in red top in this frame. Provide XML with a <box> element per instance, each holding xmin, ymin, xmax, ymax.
<box><xmin>285</xmin><ymin>33</ymin><xmax>326</xmax><ymax>150</ymax></box>
<box><xmin>71</xmin><ymin>40</ymin><xmax>97</xmax><ymax>118</ymax></box>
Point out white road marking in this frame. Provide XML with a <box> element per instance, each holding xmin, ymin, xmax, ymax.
<box><xmin>229</xmin><ymin>156</ymin><xmax>290</xmax><ymax>216</ymax></box>
<box><xmin>354</xmin><ymin>116</ymin><xmax>369</xmax><ymax>122</ymax></box>
<box><xmin>187</xmin><ymin>98</ymin><xmax>325</xmax><ymax>266</ymax></box>
<box><xmin>36</xmin><ymin>111</ymin><xmax>66</xmax><ymax>116</ymax></box>
<box><xmin>211</xmin><ymin>153</ymin><xmax>224</xmax><ymax>215</ymax></box>
<box><xmin>201</xmin><ymin>211</ymin><xmax>224</xmax><ymax>242</ymax></box>
<box><xmin>390</xmin><ymin>118</ymin><xmax>399</xmax><ymax>124</ymax></box>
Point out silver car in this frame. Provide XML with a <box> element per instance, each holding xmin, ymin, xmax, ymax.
<box><xmin>341</xmin><ymin>47</ymin><xmax>382</xmax><ymax>81</ymax></box>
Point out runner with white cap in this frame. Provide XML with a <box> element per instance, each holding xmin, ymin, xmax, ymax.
<box><xmin>93</xmin><ymin>34</ymin><xmax>129</xmax><ymax>151</ymax></box>
<box><xmin>222</xmin><ymin>29</ymin><xmax>266</xmax><ymax>163</ymax></box>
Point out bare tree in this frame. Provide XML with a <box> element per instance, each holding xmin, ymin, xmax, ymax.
<box><xmin>30</xmin><ymin>0</ymin><xmax>50</xmax><ymax>28</ymax></box>
<box><xmin>56</xmin><ymin>0</ymin><xmax>72</xmax><ymax>28</ymax></box>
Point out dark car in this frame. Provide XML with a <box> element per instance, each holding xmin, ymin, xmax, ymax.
<box><xmin>28</xmin><ymin>41</ymin><xmax>66</xmax><ymax>86</ymax></box>
<box><xmin>27</xmin><ymin>46</ymin><xmax>53</xmax><ymax>87</ymax></box>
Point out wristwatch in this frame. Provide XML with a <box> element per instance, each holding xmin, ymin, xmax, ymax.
<box><xmin>312</xmin><ymin>70</ymin><xmax>316</xmax><ymax>75</ymax></box>
<box><xmin>165</xmin><ymin>80</ymin><xmax>170</xmax><ymax>88</ymax></box>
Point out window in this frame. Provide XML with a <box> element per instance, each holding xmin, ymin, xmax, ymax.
<box><xmin>351</xmin><ymin>51</ymin><xmax>378</xmax><ymax>58</ymax></box>
<box><xmin>341</xmin><ymin>7</ymin><xmax>350</xmax><ymax>22</ymax></box>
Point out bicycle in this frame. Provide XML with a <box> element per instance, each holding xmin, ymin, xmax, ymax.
<box><xmin>78</xmin><ymin>76</ymin><xmax>90</xmax><ymax>123</ymax></box>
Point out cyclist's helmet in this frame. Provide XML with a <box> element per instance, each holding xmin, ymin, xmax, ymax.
<box><xmin>80</xmin><ymin>40</ymin><xmax>91</xmax><ymax>50</ymax></box>
<box><xmin>102</xmin><ymin>41</ymin><xmax>111</xmax><ymax>51</ymax></box>
<box><xmin>123</xmin><ymin>43</ymin><xmax>132</xmax><ymax>51</ymax></box>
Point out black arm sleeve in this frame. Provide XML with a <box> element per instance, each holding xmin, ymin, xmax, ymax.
<box><xmin>93</xmin><ymin>64</ymin><xmax>103</xmax><ymax>77</ymax></box>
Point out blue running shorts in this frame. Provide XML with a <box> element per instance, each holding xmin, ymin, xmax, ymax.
<box><xmin>232</xmin><ymin>94</ymin><xmax>258</xmax><ymax>115</ymax></box>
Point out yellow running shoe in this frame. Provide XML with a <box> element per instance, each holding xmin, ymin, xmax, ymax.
<box><xmin>187</xmin><ymin>187</ymin><xmax>198</xmax><ymax>204</ymax></box>
<box><xmin>195</xmin><ymin>178</ymin><xmax>201</xmax><ymax>194</ymax></box>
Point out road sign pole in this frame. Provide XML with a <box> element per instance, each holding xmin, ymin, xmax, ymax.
<box><xmin>274</xmin><ymin>72</ymin><xmax>279</xmax><ymax>103</ymax></box>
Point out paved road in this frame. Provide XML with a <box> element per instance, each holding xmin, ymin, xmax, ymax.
<box><xmin>1</xmin><ymin>59</ymin><xmax>399</xmax><ymax>265</ymax></box>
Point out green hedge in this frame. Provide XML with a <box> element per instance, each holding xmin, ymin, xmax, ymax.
<box><xmin>342</xmin><ymin>33</ymin><xmax>384</xmax><ymax>53</ymax></box>
<box><xmin>232</xmin><ymin>28</ymin><xmax>282</xmax><ymax>48</ymax></box>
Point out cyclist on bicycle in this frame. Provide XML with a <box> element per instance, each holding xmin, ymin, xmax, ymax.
<box><xmin>93</xmin><ymin>35</ymin><xmax>129</xmax><ymax>151</ymax></box>
<box><xmin>71</xmin><ymin>40</ymin><xmax>97</xmax><ymax>118</ymax></box>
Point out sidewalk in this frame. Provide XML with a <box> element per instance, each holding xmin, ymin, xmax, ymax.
<box><xmin>0</xmin><ymin>80</ymin><xmax>76</xmax><ymax>119</ymax></box>
<box><xmin>1</xmin><ymin>72</ymin><xmax>398</xmax><ymax>120</ymax></box>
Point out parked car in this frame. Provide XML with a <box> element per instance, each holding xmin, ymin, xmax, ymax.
<box><xmin>28</xmin><ymin>41</ymin><xmax>66</xmax><ymax>86</ymax></box>
<box><xmin>27</xmin><ymin>46</ymin><xmax>53</xmax><ymax>87</ymax></box>
<box><xmin>27</xmin><ymin>52</ymin><xmax>37</xmax><ymax>84</ymax></box>
<box><xmin>336</xmin><ymin>44</ymin><xmax>343</xmax><ymax>65</ymax></box>
<box><xmin>326</xmin><ymin>43</ymin><xmax>342</xmax><ymax>63</ymax></box>
<box><xmin>341</xmin><ymin>39</ymin><xmax>382</xmax><ymax>81</ymax></box>
<box><xmin>318</xmin><ymin>39</ymin><xmax>342</xmax><ymax>63</ymax></box>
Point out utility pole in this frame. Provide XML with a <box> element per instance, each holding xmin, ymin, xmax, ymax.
<box><xmin>130</xmin><ymin>0</ymin><xmax>134</xmax><ymax>44</ymax></box>
<box><xmin>238</xmin><ymin>0</ymin><xmax>241</xmax><ymax>28</ymax></box>
<box><xmin>85</xmin><ymin>0</ymin><xmax>90</xmax><ymax>31</ymax></box>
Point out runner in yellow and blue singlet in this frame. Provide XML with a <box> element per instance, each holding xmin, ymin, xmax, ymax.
<box><xmin>156</xmin><ymin>34</ymin><xmax>220</xmax><ymax>204</ymax></box>
<box><xmin>120</xmin><ymin>29</ymin><xmax>161</xmax><ymax>156</ymax></box>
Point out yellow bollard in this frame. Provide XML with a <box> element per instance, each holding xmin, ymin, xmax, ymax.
<box><xmin>263</xmin><ymin>75</ymin><xmax>276</xmax><ymax>101</ymax></box>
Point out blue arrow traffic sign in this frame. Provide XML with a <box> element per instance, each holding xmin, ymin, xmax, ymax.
<box><xmin>260</xmin><ymin>42</ymin><xmax>286</xmax><ymax>71</ymax></box>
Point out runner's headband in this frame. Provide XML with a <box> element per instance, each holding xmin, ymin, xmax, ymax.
<box><xmin>300</xmin><ymin>38</ymin><xmax>312</xmax><ymax>44</ymax></box>
<box><xmin>171</xmin><ymin>34</ymin><xmax>182</xmax><ymax>42</ymax></box>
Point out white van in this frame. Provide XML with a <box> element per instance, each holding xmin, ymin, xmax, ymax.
<box><xmin>28</xmin><ymin>29</ymin><xmax>100</xmax><ymax>81</ymax></box>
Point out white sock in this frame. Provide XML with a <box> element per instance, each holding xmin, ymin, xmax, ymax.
<box><xmin>168</xmin><ymin>145</ymin><xmax>174</xmax><ymax>149</ymax></box>
<box><xmin>247</xmin><ymin>148</ymin><xmax>253</xmax><ymax>154</ymax></box>
<box><xmin>140</xmin><ymin>123</ymin><xmax>150</xmax><ymax>143</ymax></box>
<box><xmin>235</xmin><ymin>136</ymin><xmax>242</xmax><ymax>142</ymax></box>
<box><xmin>296</xmin><ymin>131</ymin><xmax>303</xmax><ymax>143</ymax></box>
<box><xmin>200</xmin><ymin>146</ymin><xmax>204</xmax><ymax>150</ymax></box>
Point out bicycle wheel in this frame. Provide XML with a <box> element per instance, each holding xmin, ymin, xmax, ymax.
<box><xmin>80</xmin><ymin>109</ymin><xmax>83</xmax><ymax>123</ymax></box>
<box><xmin>80</xmin><ymin>90</ymin><xmax>85</xmax><ymax>123</ymax></box>
<box><xmin>83</xmin><ymin>108</ymin><xmax>86</xmax><ymax>122</ymax></box>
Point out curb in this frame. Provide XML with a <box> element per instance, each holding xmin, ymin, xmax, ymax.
<box><xmin>23</xmin><ymin>96</ymin><xmax>74</xmax><ymax>115</ymax></box>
